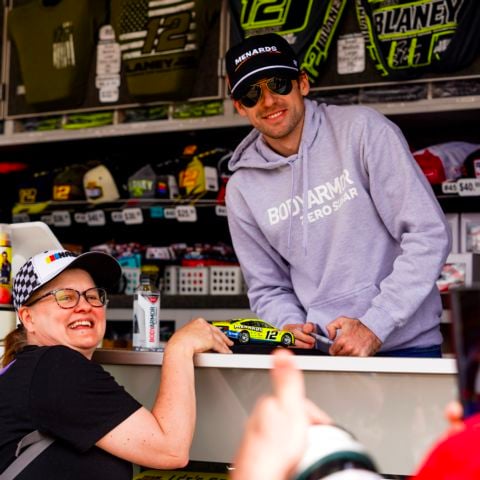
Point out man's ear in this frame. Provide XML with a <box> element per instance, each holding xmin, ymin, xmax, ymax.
<box><xmin>299</xmin><ymin>72</ymin><xmax>310</xmax><ymax>97</ymax></box>
<box><xmin>18</xmin><ymin>306</ymin><xmax>35</xmax><ymax>333</ymax></box>
<box><xmin>232</xmin><ymin>99</ymin><xmax>248</xmax><ymax>117</ymax></box>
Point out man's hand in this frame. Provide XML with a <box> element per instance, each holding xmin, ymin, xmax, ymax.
<box><xmin>283</xmin><ymin>322</ymin><xmax>316</xmax><ymax>349</ymax></box>
<box><xmin>326</xmin><ymin>317</ymin><xmax>382</xmax><ymax>356</ymax></box>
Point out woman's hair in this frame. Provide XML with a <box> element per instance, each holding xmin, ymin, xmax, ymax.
<box><xmin>1</xmin><ymin>323</ymin><xmax>27</xmax><ymax>367</ymax></box>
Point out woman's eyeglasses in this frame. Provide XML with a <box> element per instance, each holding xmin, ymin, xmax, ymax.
<box><xmin>238</xmin><ymin>76</ymin><xmax>294</xmax><ymax>108</ymax></box>
<box><xmin>26</xmin><ymin>287</ymin><xmax>108</xmax><ymax>309</ymax></box>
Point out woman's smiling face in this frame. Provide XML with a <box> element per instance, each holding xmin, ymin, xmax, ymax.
<box><xmin>19</xmin><ymin>268</ymin><xmax>106</xmax><ymax>359</ymax></box>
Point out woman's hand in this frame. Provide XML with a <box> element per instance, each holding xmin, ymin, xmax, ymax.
<box><xmin>166</xmin><ymin>317</ymin><xmax>233</xmax><ymax>355</ymax></box>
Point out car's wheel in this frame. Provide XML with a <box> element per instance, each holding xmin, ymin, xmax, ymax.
<box><xmin>238</xmin><ymin>331</ymin><xmax>250</xmax><ymax>344</ymax></box>
<box><xmin>281</xmin><ymin>333</ymin><xmax>293</xmax><ymax>346</ymax></box>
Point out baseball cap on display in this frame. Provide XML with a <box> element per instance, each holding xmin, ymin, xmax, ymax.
<box><xmin>17</xmin><ymin>169</ymin><xmax>56</xmax><ymax>204</ymax></box>
<box><xmin>53</xmin><ymin>164</ymin><xmax>88</xmax><ymax>201</ymax></box>
<box><xmin>413</xmin><ymin>142</ymin><xmax>480</xmax><ymax>184</ymax></box>
<box><xmin>83</xmin><ymin>164</ymin><xmax>120</xmax><ymax>203</ymax></box>
<box><xmin>12</xmin><ymin>249</ymin><xmax>122</xmax><ymax>310</ymax></box>
<box><xmin>128</xmin><ymin>164</ymin><xmax>156</xmax><ymax>198</ymax></box>
<box><xmin>225</xmin><ymin>33</ymin><xmax>300</xmax><ymax>100</ymax></box>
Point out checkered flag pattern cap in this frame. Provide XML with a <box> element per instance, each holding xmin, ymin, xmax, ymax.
<box><xmin>12</xmin><ymin>249</ymin><xmax>122</xmax><ymax>310</ymax></box>
<box><xmin>12</xmin><ymin>250</ymin><xmax>77</xmax><ymax>309</ymax></box>
<box><xmin>12</xmin><ymin>258</ymin><xmax>41</xmax><ymax>309</ymax></box>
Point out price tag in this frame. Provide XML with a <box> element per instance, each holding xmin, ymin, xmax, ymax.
<box><xmin>96</xmin><ymin>43</ymin><xmax>121</xmax><ymax>76</ymax></box>
<box><xmin>95</xmin><ymin>74</ymin><xmax>121</xmax><ymax>90</ymax></box>
<box><xmin>457</xmin><ymin>178</ymin><xmax>480</xmax><ymax>196</ymax></box>
<box><xmin>96</xmin><ymin>25</ymin><xmax>121</xmax><ymax>103</ymax></box>
<box><xmin>40</xmin><ymin>214</ymin><xmax>53</xmax><ymax>225</ymax></box>
<box><xmin>215</xmin><ymin>205</ymin><xmax>227</xmax><ymax>217</ymax></box>
<box><xmin>441</xmin><ymin>181</ymin><xmax>458</xmax><ymax>195</ymax></box>
<box><xmin>123</xmin><ymin>207</ymin><xmax>143</xmax><ymax>225</ymax></box>
<box><xmin>52</xmin><ymin>210</ymin><xmax>71</xmax><ymax>227</ymax></box>
<box><xmin>86</xmin><ymin>210</ymin><xmax>106</xmax><ymax>226</ymax></box>
<box><xmin>175</xmin><ymin>205</ymin><xmax>197</xmax><ymax>222</ymax></box>
<box><xmin>337</xmin><ymin>33</ymin><xmax>365</xmax><ymax>74</ymax></box>
<box><xmin>164</xmin><ymin>208</ymin><xmax>177</xmax><ymax>219</ymax></box>
<box><xmin>205</xmin><ymin>166</ymin><xmax>219</xmax><ymax>192</ymax></box>
<box><xmin>99</xmin><ymin>88</ymin><xmax>119</xmax><ymax>103</ymax></box>
<box><xmin>74</xmin><ymin>212</ymin><xmax>87</xmax><ymax>224</ymax></box>
<box><xmin>111</xmin><ymin>211</ymin><xmax>124</xmax><ymax>223</ymax></box>
<box><xmin>12</xmin><ymin>213</ymin><xmax>30</xmax><ymax>223</ymax></box>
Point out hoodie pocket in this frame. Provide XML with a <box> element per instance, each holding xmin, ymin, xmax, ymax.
<box><xmin>307</xmin><ymin>284</ymin><xmax>380</xmax><ymax>327</ymax></box>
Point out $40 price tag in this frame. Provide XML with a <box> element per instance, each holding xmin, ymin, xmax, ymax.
<box><xmin>457</xmin><ymin>179</ymin><xmax>480</xmax><ymax>196</ymax></box>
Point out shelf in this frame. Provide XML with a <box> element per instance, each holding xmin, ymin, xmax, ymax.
<box><xmin>0</xmin><ymin>92</ymin><xmax>479</xmax><ymax>147</ymax></box>
<box><xmin>109</xmin><ymin>293</ymin><xmax>249</xmax><ymax>309</ymax></box>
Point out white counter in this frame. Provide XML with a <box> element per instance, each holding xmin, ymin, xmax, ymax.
<box><xmin>94</xmin><ymin>350</ymin><xmax>458</xmax><ymax>477</ymax></box>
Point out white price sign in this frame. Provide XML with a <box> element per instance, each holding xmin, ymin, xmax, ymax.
<box><xmin>215</xmin><ymin>205</ymin><xmax>227</xmax><ymax>217</ymax></box>
<box><xmin>111</xmin><ymin>211</ymin><xmax>124</xmax><ymax>223</ymax></box>
<box><xmin>175</xmin><ymin>205</ymin><xmax>197</xmax><ymax>222</ymax></box>
<box><xmin>74</xmin><ymin>212</ymin><xmax>87</xmax><ymax>224</ymax></box>
<box><xmin>457</xmin><ymin>178</ymin><xmax>480</xmax><ymax>196</ymax></box>
<box><xmin>441</xmin><ymin>181</ymin><xmax>458</xmax><ymax>195</ymax></box>
<box><xmin>164</xmin><ymin>208</ymin><xmax>177</xmax><ymax>219</ymax></box>
<box><xmin>40</xmin><ymin>214</ymin><xmax>53</xmax><ymax>225</ymax></box>
<box><xmin>337</xmin><ymin>33</ymin><xmax>365</xmax><ymax>74</ymax></box>
<box><xmin>123</xmin><ymin>207</ymin><xmax>143</xmax><ymax>225</ymax></box>
<box><xmin>52</xmin><ymin>210</ymin><xmax>71</xmax><ymax>227</ymax></box>
<box><xmin>12</xmin><ymin>213</ymin><xmax>30</xmax><ymax>223</ymax></box>
<box><xmin>86</xmin><ymin>210</ymin><xmax>106</xmax><ymax>226</ymax></box>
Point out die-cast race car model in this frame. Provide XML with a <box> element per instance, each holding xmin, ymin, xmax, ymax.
<box><xmin>212</xmin><ymin>318</ymin><xmax>295</xmax><ymax>346</ymax></box>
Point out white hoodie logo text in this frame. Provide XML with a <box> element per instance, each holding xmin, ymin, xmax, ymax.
<box><xmin>267</xmin><ymin>169</ymin><xmax>358</xmax><ymax>225</ymax></box>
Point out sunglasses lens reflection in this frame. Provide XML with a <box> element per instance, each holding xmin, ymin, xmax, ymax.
<box><xmin>239</xmin><ymin>77</ymin><xmax>293</xmax><ymax>108</ymax></box>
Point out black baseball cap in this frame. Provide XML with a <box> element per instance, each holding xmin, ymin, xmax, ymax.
<box><xmin>225</xmin><ymin>33</ymin><xmax>300</xmax><ymax>100</ymax></box>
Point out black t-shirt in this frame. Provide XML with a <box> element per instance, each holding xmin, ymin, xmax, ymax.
<box><xmin>0</xmin><ymin>345</ymin><xmax>142</xmax><ymax>479</ymax></box>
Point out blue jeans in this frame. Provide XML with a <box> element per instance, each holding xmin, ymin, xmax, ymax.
<box><xmin>376</xmin><ymin>345</ymin><xmax>442</xmax><ymax>358</ymax></box>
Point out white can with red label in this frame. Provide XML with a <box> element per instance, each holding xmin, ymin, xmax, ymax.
<box><xmin>132</xmin><ymin>277</ymin><xmax>162</xmax><ymax>351</ymax></box>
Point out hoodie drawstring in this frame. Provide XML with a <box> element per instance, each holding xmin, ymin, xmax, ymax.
<box><xmin>287</xmin><ymin>144</ymin><xmax>309</xmax><ymax>256</ymax></box>
<box><xmin>287</xmin><ymin>160</ymin><xmax>295</xmax><ymax>254</ymax></box>
<box><xmin>301</xmin><ymin>143</ymin><xmax>309</xmax><ymax>255</ymax></box>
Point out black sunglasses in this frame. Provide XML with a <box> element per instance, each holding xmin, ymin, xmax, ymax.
<box><xmin>238</xmin><ymin>77</ymin><xmax>294</xmax><ymax>108</ymax></box>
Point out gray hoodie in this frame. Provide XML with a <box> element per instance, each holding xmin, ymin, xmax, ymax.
<box><xmin>226</xmin><ymin>99</ymin><xmax>451</xmax><ymax>351</ymax></box>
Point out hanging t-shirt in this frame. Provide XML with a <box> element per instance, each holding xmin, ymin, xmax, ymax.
<box><xmin>110</xmin><ymin>0</ymin><xmax>221</xmax><ymax>100</ymax></box>
<box><xmin>228</xmin><ymin>0</ymin><xmax>348</xmax><ymax>85</ymax></box>
<box><xmin>354</xmin><ymin>0</ymin><xmax>480</xmax><ymax>79</ymax></box>
<box><xmin>7</xmin><ymin>0</ymin><xmax>107</xmax><ymax>106</ymax></box>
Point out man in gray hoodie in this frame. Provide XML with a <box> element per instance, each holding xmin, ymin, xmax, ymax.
<box><xmin>224</xmin><ymin>33</ymin><xmax>451</xmax><ymax>357</ymax></box>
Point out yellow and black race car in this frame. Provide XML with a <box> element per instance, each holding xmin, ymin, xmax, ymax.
<box><xmin>212</xmin><ymin>318</ymin><xmax>295</xmax><ymax>346</ymax></box>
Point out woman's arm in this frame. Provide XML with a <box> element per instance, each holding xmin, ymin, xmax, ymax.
<box><xmin>96</xmin><ymin>317</ymin><xmax>232</xmax><ymax>469</ymax></box>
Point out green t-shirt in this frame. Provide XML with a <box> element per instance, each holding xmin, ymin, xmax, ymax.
<box><xmin>228</xmin><ymin>0</ymin><xmax>348</xmax><ymax>86</ymax></box>
<box><xmin>8</xmin><ymin>0</ymin><xmax>106</xmax><ymax>106</ymax></box>
<box><xmin>110</xmin><ymin>0</ymin><xmax>221</xmax><ymax>100</ymax></box>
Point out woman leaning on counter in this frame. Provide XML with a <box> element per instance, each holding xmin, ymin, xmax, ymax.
<box><xmin>0</xmin><ymin>249</ymin><xmax>233</xmax><ymax>479</ymax></box>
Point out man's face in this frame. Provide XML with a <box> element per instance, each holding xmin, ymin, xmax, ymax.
<box><xmin>233</xmin><ymin>73</ymin><xmax>310</xmax><ymax>154</ymax></box>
